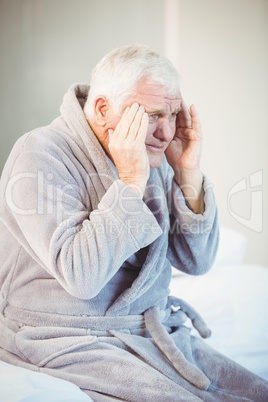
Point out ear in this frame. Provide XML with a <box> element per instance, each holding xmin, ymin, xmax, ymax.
<box><xmin>93</xmin><ymin>96</ymin><xmax>111</xmax><ymax>126</ymax></box>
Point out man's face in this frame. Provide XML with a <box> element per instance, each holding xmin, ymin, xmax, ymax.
<box><xmin>107</xmin><ymin>78</ymin><xmax>182</xmax><ymax>168</ymax></box>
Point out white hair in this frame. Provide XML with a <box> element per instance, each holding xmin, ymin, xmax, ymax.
<box><xmin>84</xmin><ymin>43</ymin><xmax>181</xmax><ymax>120</ymax></box>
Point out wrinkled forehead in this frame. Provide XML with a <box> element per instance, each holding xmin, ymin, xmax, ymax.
<box><xmin>124</xmin><ymin>78</ymin><xmax>182</xmax><ymax>114</ymax></box>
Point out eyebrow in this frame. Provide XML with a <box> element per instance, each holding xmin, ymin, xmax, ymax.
<box><xmin>146</xmin><ymin>106</ymin><xmax>181</xmax><ymax>115</ymax></box>
<box><xmin>173</xmin><ymin>107</ymin><xmax>182</xmax><ymax>114</ymax></box>
<box><xmin>146</xmin><ymin>108</ymin><xmax>165</xmax><ymax>115</ymax></box>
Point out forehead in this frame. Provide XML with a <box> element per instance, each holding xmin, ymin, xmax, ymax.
<box><xmin>123</xmin><ymin>78</ymin><xmax>182</xmax><ymax>114</ymax></box>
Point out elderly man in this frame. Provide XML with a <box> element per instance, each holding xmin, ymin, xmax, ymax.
<box><xmin>0</xmin><ymin>44</ymin><xmax>267</xmax><ymax>401</ymax></box>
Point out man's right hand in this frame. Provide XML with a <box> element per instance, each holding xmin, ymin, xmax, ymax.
<box><xmin>108</xmin><ymin>103</ymin><xmax>149</xmax><ymax>197</ymax></box>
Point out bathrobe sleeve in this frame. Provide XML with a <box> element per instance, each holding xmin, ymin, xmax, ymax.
<box><xmin>167</xmin><ymin>174</ymin><xmax>219</xmax><ymax>276</ymax></box>
<box><xmin>3</xmin><ymin>137</ymin><xmax>162</xmax><ymax>299</ymax></box>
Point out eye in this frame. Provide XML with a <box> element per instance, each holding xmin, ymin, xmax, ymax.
<box><xmin>168</xmin><ymin>112</ymin><xmax>178</xmax><ymax>123</ymax></box>
<box><xmin>148</xmin><ymin>114</ymin><xmax>159</xmax><ymax>123</ymax></box>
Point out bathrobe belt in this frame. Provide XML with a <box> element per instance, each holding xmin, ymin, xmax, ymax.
<box><xmin>144</xmin><ymin>298</ymin><xmax>211</xmax><ymax>391</ymax></box>
<box><xmin>4</xmin><ymin>296</ymin><xmax>211</xmax><ymax>390</ymax></box>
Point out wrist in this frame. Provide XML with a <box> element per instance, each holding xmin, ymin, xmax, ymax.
<box><xmin>119</xmin><ymin>177</ymin><xmax>148</xmax><ymax>198</ymax></box>
<box><xmin>174</xmin><ymin>167</ymin><xmax>202</xmax><ymax>186</ymax></box>
<box><xmin>174</xmin><ymin>168</ymin><xmax>204</xmax><ymax>214</ymax></box>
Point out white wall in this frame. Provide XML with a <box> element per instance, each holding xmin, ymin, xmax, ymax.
<box><xmin>1</xmin><ymin>0</ymin><xmax>267</xmax><ymax>266</ymax></box>
<box><xmin>164</xmin><ymin>0</ymin><xmax>268</xmax><ymax>266</ymax></box>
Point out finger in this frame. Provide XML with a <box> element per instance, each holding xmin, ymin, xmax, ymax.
<box><xmin>127</xmin><ymin>105</ymin><xmax>145</xmax><ymax>140</ymax></box>
<box><xmin>114</xmin><ymin>103</ymin><xmax>139</xmax><ymax>141</ymax></box>
<box><xmin>190</xmin><ymin>104</ymin><xmax>201</xmax><ymax>132</ymax></box>
<box><xmin>177</xmin><ymin>109</ymin><xmax>185</xmax><ymax>129</ymax></box>
<box><xmin>176</xmin><ymin>100</ymin><xmax>189</xmax><ymax>128</ymax></box>
<box><xmin>181</xmin><ymin>100</ymin><xmax>192</xmax><ymax>128</ymax></box>
<box><xmin>136</xmin><ymin>112</ymin><xmax>149</xmax><ymax>144</ymax></box>
<box><xmin>112</xmin><ymin>106</ymin><xmax>130</xmax><ymax>140</ymax></box>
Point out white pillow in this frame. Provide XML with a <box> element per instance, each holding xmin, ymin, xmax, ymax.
<box><xmin>214</xmin><ymin>226</ymin><xmax>248</xmax><ymax>267</ymax></box>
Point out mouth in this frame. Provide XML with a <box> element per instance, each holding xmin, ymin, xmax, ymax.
<box><xmin>146</xmin><ymin>144</ymin><xmax>165</xmax><ymax>151</ymax></box>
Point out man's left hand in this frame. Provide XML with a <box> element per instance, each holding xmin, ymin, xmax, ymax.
<box><xmin>165</xmin><ymin>101</ymin><xmax>204</xmax><ymax>214</ymax></box>
<box><xmin>165</xmin><ymin>101</ymin><xmax>202</xmax><ymax>172</ymax></box>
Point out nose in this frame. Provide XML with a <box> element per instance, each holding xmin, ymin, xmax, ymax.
<box><xmin>153</xmin><ymin>118</ymin><xmax>175</xmax><ymax>143</ymax></box>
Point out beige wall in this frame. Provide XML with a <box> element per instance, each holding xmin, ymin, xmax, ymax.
<box><xmin>0</xmin><ymin>0</ymin><xmax>267</xmax><ymax>266</ymax></box>
<box><xmin>0</xmin><ymin>0</ymin><xmax>165</xmax><ymax>171</ymax></box>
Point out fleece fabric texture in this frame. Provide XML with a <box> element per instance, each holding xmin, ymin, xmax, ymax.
<box><xmin>0</xmin><ymin>83</ymin><xmax>267</xmax><ymax>401</ymax></box>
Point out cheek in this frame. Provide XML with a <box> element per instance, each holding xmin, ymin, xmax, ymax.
<box><xmin>145</xmin><ymin>123</ymin><xmax>156</xmax><ymax>142</ymax></box>
<box><xmin>110</xmin><ymin>116</ymin><xmax>121</xmax><ymax>130</ymax></box>
<box><xmin>168</xmin><ymin>121</ymin><xmax>176</xmax><ymax>139</ymax></box>
<box><xmin>170</xmin><ymin>118</ymin><xmax>176</xmax><ymax>131</ymax></box>
<box><xmin>106</xmin><ymin>111</ymin><xmax>122</xmax><ymax>131</ymax></box>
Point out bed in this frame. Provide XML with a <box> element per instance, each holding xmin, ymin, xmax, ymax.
<box><xmin>1</xmin><ymin>226</ymin><xmax>267</xmax><ymax>401</ymax></box>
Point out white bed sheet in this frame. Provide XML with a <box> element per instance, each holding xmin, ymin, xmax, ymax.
<box><xmin>170</xmin><ymin>263</ymin><xmax>268</xmax><ymax>381</ymax></box>
<box><xmin>0</xmin><ymin>361</ymin><xmax>93</xmax><ymax>402</ymax></box>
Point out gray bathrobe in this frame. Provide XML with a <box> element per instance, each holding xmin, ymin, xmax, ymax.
<box><xmin>0</xmin><ymin>84</ymin><xmax>267</xmax><ymax>401</ymax></box>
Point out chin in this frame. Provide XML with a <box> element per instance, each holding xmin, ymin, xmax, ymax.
<box><xmin>149</xmin><ymin>154</ymin><xmax>164</xmax><ymax>169</ymax></box>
